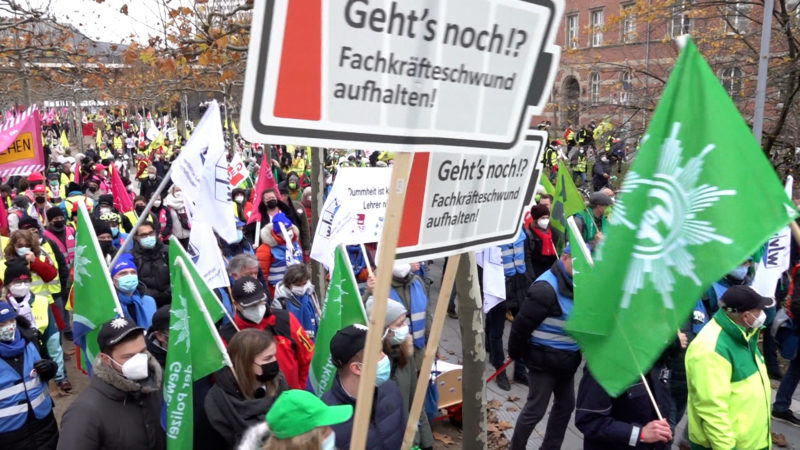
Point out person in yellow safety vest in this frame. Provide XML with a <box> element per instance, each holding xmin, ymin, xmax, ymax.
<box><xmin>98</xmin><ymin>143</ymin><xmax>112</xmax><ymax>161</ymax></box>
<box><xmin>571</xmin><ymin>149</ymin><xmax>588</xmax><ymax>188</ymax></box>
<box><xmin>59</xmin><ymin>159</ymin><xmax>75</xmax><ymax>187</ymax></box>
<box><xmin>377</xmin><ymin>151</ymin><xmax>394</xmax><ymax>163</ymax></box>
<box><xmin>112</xmin><ymin>134</ymin><xmax>123</xmax><ymax>151</ymax></box>
<box><xmin>162</xmin><ymin>139</ymin><xmax>173</xmax><ymax>160</ymax></box>
<box><xmin>0</xmin><ymin>230</ymin><xmax>71</xmax><ymax>392</ymax></box>
<box><xmin>62</xmin><ymin>182</ymin><xmax>96</xmax><ymax>225</ymax></box>
<box><xmin>291</xmin><ymin>148</ymin><xmax>307</xmax><ymax>176</ymax></box>
<box><xmin>123</xmin><ymin>196</ymin><xmax>159</xmax><ymax>236</ymax></box>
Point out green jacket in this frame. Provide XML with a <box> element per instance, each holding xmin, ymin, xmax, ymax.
<box><xmin>685</xmin><ymin>310</ymin><xmax>771</xmax><ymax>450</ymax></box>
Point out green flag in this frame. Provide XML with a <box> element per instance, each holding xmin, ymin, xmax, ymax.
<box><xmin>164</xmin><ymin>240</ymin><xmax>228</xmax><ymax>449</ymax></box>
<box><xmin>550</xmin><ymin>162</ymin><xmax>586</xmax><ymax>252</ymax></box>
<box><xmin>72</xmin><ymin>202</ymin><xmax>121</xmax><ymax>374</ymax></box>
<box><xmin>565</xmin><ymin>38</ymin><xmax>797</xmax><ymax>396</ymax></box>
<box><xmin>309</xmin><ymin>245</ymin><xmax>366</xmax><ymax>396</ymax></box>
<box><xmin>539</xmin><ymin>174</ymin><xmax>555</xmax><ymax>197</ymax></box>
<box><xmin>169</xmin><ymin>238</ymin><xmax>227</xmax><ymax>324</ymax></box>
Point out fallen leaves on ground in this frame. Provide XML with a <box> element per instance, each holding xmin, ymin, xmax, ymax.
<box><xmin>433</xmin><ymin>431</ymin><xmax>455</xmax><ymax>446</ymax></box>
<box><xmin>772</xmin><ymin>432</ymin><xmax>787</xmax><ymax>447</ymax></box>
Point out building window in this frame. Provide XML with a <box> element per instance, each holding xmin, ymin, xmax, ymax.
<box><xmin>725</xmin><ymin>2</ymin><xmax>747</xmax><ymax>33</ymax></box>
<box><xmin>620</xmin><ymin>71</ymin><xmax>633</xmax><ymax>105</ymax></box>
<box><xmin>671</xmin><ymin>0</ymin><xmax>692</xmax><ymax>38</ymax></box>
<box><xmin>721</xmin><ymin>67</ymin><xmax>742</xmax><ymax>97</ymax></box>
<box><xmin>590</xmin><ymin>72</ymin><xmax>601</xmax><ymax>104</ymax></box>
<box><xmin>621</xmin><ymin>4</ymin><xmax>636</xmax><ymax>43</ymax></box>
<box><xmin>590</xmin><ymin>9</ymin><xmax>604</xmax><ymax>47</ymax></box>
<box><xmin>566</xmin><ymin>14</ymin><xmax>579</xmax><ymax>49</ymax></box>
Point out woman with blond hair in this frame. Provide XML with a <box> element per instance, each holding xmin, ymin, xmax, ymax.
<box><xmin>203</xmin><ymin>328</ymin><xmax>288</xmax><ymax>449</ymax></box>
<box><xmin>236</xmin><ymin>389</ymin><xmax>352</xmax><ymax>450</ymax></box>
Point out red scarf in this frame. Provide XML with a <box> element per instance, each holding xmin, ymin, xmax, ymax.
<box><xmin>530</xmin><ymin>223</ymin><xmax>556</xmax><ymax>256</ymax></box>
<box><xmin>232</xmin><ymin>312</ymin><xmax>274</xmax><ymax>336</ymax></box>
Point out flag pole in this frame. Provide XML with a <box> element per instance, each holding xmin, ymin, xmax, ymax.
<box><xmin>77</xmin><ymin>201</ymin><xmax>124</xmax><ymax>317</ymax></box>
<box><xmin>170</xmin><ymin>236</ymin><xmax>239</xmax><ymax>330</ymax></box>
<box><xmin>176</xmin><ymin>257</ymin><xmax>234</xmax><ymax>369</ymax></box>
<box><xmin>254</xmin><ymin>219</ymin><xmax>261</xmax><ymax>247</ymax></box>
<box><xmin>359</xmin><ymin>243</ymin><xmax>374</xmax><ymax>277</ymax></box>
<box><xmin>109</xmin><ymin>164</ymin><xmax>174</xmax><ymax>268</ymax></box>
<box><xmin>566</xmin><ymin>216</ymin><xmax>664</xmax><ymax>420</ymax></box>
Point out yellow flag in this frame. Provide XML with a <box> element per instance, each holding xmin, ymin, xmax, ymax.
<box><xmin>144</xmin><ymin>132</ymin><xmax>164</xmax><ymax>156</ymax></box>
<box><xmin>231</xmin><ymin>119</ymin><xmax>238</xmax><ymax>136</ymax></box>
<box><xmin>95</xmin><ymin>129</ymin><xmax>102</xmax><ymax>147</ymax></box>
<box><xmin>60</xmin><ymin>130</ymin><xmax>69</xmax><ymax>149</ymax></box>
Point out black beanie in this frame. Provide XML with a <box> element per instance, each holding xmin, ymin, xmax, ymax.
<box><xmin>98</xmin><ymin>194</ymin><xmax>113</xmax><ymax>206</ymax></box>
<box><xmin>46</xmin><ymin>207</ymin><xmax>65</xmax><ymax>222</ymax></box>
<box><xmin>18</xmin><ymin>216</ymin><xmax>39</xmax><ymax>231</ymax></box>
<box><xmin>4</xmin><ymin>259</ymin><xmax>31</xmax><ymax>284</ymax></box>
<box><xmin>93</xmin><ymin>219</ymin><xmax>112</xmax><ymax>236</ymax></box>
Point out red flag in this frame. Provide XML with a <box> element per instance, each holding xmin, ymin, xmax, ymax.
<box><xmin>247</xmin><ymin>151</ymin><xmax>281</xmax><ymax>225</ymax></box>
<box><xmin>0</xmin><ymin>197</ymin><xmax>8</xmax><ymax>236</ymax></box>
<box><xmin>110</xmin><ymin>165</ymin><xmax>133</xmax><ymax>213</ymax></box>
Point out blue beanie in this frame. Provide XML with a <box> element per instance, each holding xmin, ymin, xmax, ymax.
<box><xmin>272</xmin><ymin>212</ymin><xmax>293</xmax><ymax>233</ymax></box>
<box><xmin>0</xmin><ymin>302</ymin><xmax>17</xmax><ymax>323</ymax></box>
<box><xmin>111</xmin><ymin>253</ymin><xmax>137</xmax><ymax>277</ymax></box>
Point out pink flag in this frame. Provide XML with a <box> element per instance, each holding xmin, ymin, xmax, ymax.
<box><xmin>0</xmin><ymin>197</ymin><xmax>8</xmax><ymax>236</ymax></box>
<box><xmin>0</xmin><ymin>106</ymin><xmax>46</xmax><ymax>177</ymax></box>
<box><xmin>246</xmin><ymin>151</ymin><xmax>281</xmax><ymax>224</ymax></box>
<box><xmin>110</xmin><ymin>165</ymin><xmax>133</xmax><ymax>213</ymax></box>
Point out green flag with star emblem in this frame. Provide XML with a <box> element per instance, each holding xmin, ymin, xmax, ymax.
<box><xmin>164</xmin><ymin>239</ymin><xmax>227</xmax><ymax>450</ymax></box>
<box><xmin>565</xmin><ymin>38</ymin><xmax>797</xmax><ymax>396</ymax></box>
<box><xmin>71</xmin><ymin>202</ymin><xmax>122</xmax><ymax>374</ymax></box>
<box><xmin>309</xmin><ymin>245</ymin><xmax>367</xmax><ymax>396</ymax></box>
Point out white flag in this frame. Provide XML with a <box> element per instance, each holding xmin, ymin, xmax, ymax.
<box><xmin>228</xmin><ymin>152</ymin><xmax>250</xmax><ymax>188</ymax></box>
<box><xmin>146</xmin><ymin>119</ymin><xmax>159</xmax><ymax>141</ymax></box>
<box><xmin>171</xmin><ymin>101</ymin><xmax>237</xmax><ymax>243</ymax></box>
<box><xmin>310</xmin><ymin>167</ymin><xmax>391</xmax><ymax>269</ymax></box>
<box><xmin>752</xmin><ymin>176</ymin><xmax>794</xmax><ymax>298</ymax></box>
<box><xmin>189</xmin><ymin>221</ymin><xmax>230</xmax><ymax>289</ymax></box>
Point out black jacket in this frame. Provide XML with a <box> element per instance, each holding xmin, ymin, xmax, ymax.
<box><xmin>522</xmin><ymin>225</ymin><xmax>558</xmax><ymax>280</ymax></box>
<box><xmin>202</xmin><ymin>366</ymin><xmax>287</xmax><ymax>449</ymax></box>
<box><xmin>57</xmin><ymin>354</ymin><xmax>165</xmax><ymax>450</ymax></box>
<box><xmin>145</xmin><ymin>333</ymin><xmax>166</xmax><ymax>369</ymax></box>
<box><xmin>139</xmin><ymin>176</ymin><xmax>162</xmax><ymax>200</ymax></box>
<box><xmin>592</xmin><ymin>160</ymin><xmax>612</xmax><ymax>191</ymax></box>
<box><xmin>322</xmin><ymin>375</ymin><xmax>406</xmax><ymax>450</ymax></box>
<box><xmin>131</xmin><ymin>240</ymin><xmax>171</xmax><ymax>307</ymax></box>
<box><xmin>575</xmin><ymin>365</ymin><xmax>671</xmax><ymax>450</ymax></box>
<box><xmin>508</xmin><ymin>261</ymin><xmax>581</xmax><ymax>376</ymax></box>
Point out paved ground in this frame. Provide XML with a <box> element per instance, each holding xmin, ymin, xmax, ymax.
<box><xmin>424</xmin><ymin>259</ymin><xmax>800</xmax><ymax>449</ymax></box>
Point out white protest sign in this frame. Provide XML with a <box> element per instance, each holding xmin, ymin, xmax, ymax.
<box><xmin>311</xmin><ymin>131</ymin><xmax>544</xmax><ymax>264</ymax></box>
<box><xmin>241</xmin><ymin>0</ymin><xmax>562</xmax><ymax>154</ymax></box>
<box><xmin>310</xmin><ymin>167</ymin><xmax>391</xmax><ymax>269</ymax></box>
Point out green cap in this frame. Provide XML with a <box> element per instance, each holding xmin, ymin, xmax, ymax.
<box><xmin>266</xmin><ymin>390</ymin><xmax>353</xmax><ymax>439</ymax></box>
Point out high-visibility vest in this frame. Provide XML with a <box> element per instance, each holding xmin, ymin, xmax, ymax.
<box><xmin>42</xmin><ymin>227</ymin><xmax>76</xmax><ymax>266</ymax></box>
<box><xmin>529</xmin><ymin>270</ymin><xmax>579</xmax><ymax>351</ymax></box>
<box><xmin>0</xmin><ymin>341</ymin><xmax>52</xmax><ymax>432</ymax></box>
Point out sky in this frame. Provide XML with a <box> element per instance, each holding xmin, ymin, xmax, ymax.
<box><xmin>30</xmin><ymin>0</ymin><xmax>194</xmax><ymax>44</ymax></box>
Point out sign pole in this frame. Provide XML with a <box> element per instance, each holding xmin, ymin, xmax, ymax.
<box><xmin>401</xmin><ymin>252</ymin><xmax>462</xmax><ymax>448</ymax></box>
<box><xmin>350</xmin><ymin>152</ymin><xmax>412</xmax><ymax>449</ymax></box>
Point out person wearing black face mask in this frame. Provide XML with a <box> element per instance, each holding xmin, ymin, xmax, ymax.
<box><xmin>43</xmin><ymin>207</ymin><xmax>76</xmax><ymax>268</ymax></box>
<box><xmin>201</xmin><ymin>329</ymin><xmax>287</xmax><ymax>449</ymax></box>
<box><xmin>123</xmin><ymin>195</ymin><xmax>160</xmax><ymax>237</ymax></box>
<box><xmin>93</xmin><ymin>221</ymin><xmax>115</xmax><ymax>264</ymax></box>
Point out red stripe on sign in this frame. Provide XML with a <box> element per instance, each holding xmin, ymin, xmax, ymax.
<box><xmin>274</xmin><ymin>0</ymin><xmax>322</xmax><ymax>120</ymax></box>
<box><xmin>398</xmin><ymin>153</ymin><xmax>430</xmax><ymax>248</ymax></box>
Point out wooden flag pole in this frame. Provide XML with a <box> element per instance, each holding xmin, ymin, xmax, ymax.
<box><xmin>360</xmin><ymin>242</ymin><xmax>374</xmax><ymax>277</ymax></box>
<box><xmin>566</xmin><ymin>216</ymin><xmax>664</xmax><ymax>420</ymax></box>
<box><xmin>401</xmin><ymin>252</ymin><xmax>462</xmax><ymax>448</ymax></box>
<box><xmin>350</xmin><ymin>153</ymin><xmax>412</xmax><ymax>449</ymax></box>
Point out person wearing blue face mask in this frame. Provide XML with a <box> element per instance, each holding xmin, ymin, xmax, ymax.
<box><xmin>366</xmin><ymin>296</ymin><xmax>434</xmax><ymax>450</ymax></box>
<box><xmin>219</xmin><ymin>219</ymin><xmax>256</xmax><ymax>261</ymax></box>
<box><xmin>322</xmin><ymin>324</ymin><xmax>405</xmax><ymax>450</ymax></box>
<box><xmin>110</xmin><ymin>254</ymin><xmax>156</xmax><ymax>330</ymax></box>
<box><xmin>131</xmin><ymin>221</ymin><xmax>171</xmax><ymax>307</ymax></box>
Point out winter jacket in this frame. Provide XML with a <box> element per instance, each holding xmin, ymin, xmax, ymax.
<box><xmin>255</xmin><ymin>222</ymin><xmax>302</xmax><ymax>296</ymax></box>
<box><xmin>164</xmin><ymin>193</ymin><xmax>190</xmax><ymax>241</ymax></box>
<box><xmin>138</xmin><ymin>176</ymin><xmax>161</xmax><ymax>200</ymax></box>
<box><xmin>322</xmin><ymin>375</ymin><xmax>405</xmax><ymax>450</ymax></box>
<box><xmin>592</xmin><ymin>159</ymin><xmax>612</xmax><ymax>191</ymax></box>
<box><xmin>131</xmin><ymin>240</ymin><xmax>171</xmax><ymax>307</ymax></box>
<box><xmin>272</xmin><ymin>282</ymin><xmax>319</xmax><ymax>340</ymax></box>
<box><xmin>575</xmin><ymin>365</ymin><xmax>671</xmax><ymax>450</ymax></box>
<box><xmin>203</xmin><ymin>366</ymin><xmax>287</xmax><ymax>449</ymax></box>
<box><xmin>522</xmin><ymin>224</ymin><xmax>557</xmax><ymax>280</ymax></box>
<box><xmin>57</xmin><ymin>353</ymin><xmax>165</xmax><ymax>450</ymax></box>
<box><xmin>145</xmin><ymin>332</ymin><xmax>166</xmax><ymax>369</ymax></box>
<box><xmin>508</xmin><ymin>260</ymin><xmax>582</xmax><ymax>377</ymax></box>
<box><xmin>388</xmin><ymin>274</ymin><xmax>431</xmax><ymax>369</ymax></box>
<box><xmin>685</xmin><ymin>310</ymin><xmax>771</xmax><ymax>450</ymax></box>
<box><xmin>220</xmin><ymin>309</ymin><xmax>313</xmax><ymax>390</ymax></box>
<box><xmin>0</xmin><ymin>324</ymin><xmax>58</xmax><ymax>449</ymax></box>
<box><xmin>386</xmin><ymin>341</ymin><xmax>433</xmax><ymax>448</ymax></box>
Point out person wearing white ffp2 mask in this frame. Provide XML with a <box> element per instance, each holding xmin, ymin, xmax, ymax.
<box><xmin>57</xmin><ymin>317</ymin><xmax>165</xmax><ymax>449</ymax></box>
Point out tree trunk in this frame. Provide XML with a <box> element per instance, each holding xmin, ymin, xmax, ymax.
<box><xmin>310</xmin><ymin>148</ymin><xmax>326</xmax><ymax>301</ymax></box>
<box><xmin>456</xmin><ymin>252</ymin><xmax>487</xmax><ymax>450</ymax></box>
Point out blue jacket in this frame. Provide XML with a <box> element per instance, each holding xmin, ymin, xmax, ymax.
<box><xmin>273</xmin><ymin>283</ymin><xmax>319</xmax><ymax>341</ymax></box>
<box><xmin>322</xmin><ymin>375</ymin><xmax>405</xmax><ymax>450</ymax></box>
<box><xmin>0</xmin><ymin>338</ymin><xmax>52</xmax><ymax>433</ymax></box>
<box><xmin>501</xmin><ymin>230</ymin><xmax>527</xmax><ymax>277</ymax></box>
